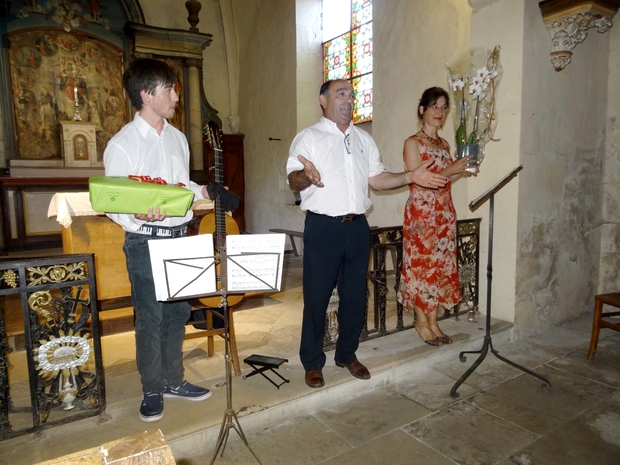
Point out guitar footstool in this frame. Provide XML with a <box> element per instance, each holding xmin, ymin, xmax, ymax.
<box><xmin>243</xmin><ymin>354</ymin><xmax>290</xmax><ymax>389</ymax></box>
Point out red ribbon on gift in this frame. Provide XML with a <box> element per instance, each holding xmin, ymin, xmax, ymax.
<box><xmin>128</xmin><ymin>175</ymin><xmax>185</xmax><ymax>187</ymax></box>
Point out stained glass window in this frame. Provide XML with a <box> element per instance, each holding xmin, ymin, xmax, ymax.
<box><xmin>323</xmin><ymin>0</ymin><xmax>372</xmax><ymax>123</ymax></box>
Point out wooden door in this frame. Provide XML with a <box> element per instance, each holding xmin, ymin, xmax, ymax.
<box><xmin>203</xmin><ymin>133</ymin><xmax>245</xmax><ymax>232</ymax></box>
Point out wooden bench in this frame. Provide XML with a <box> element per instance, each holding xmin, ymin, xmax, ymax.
<box><xmin>269</xmin><ymin>228</ymin><xmax>303</xmax><ymax>256</ymax></box>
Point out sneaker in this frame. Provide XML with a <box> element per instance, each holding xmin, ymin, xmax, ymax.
<box><xmin>139</xmin><ymin>392</ymin><xmax>163</xmax><ymax>422</ymax></box>
<box><xmin>164</xmin><ymin>380</ymin><xmax>212</xmax><ymax>401</ymax></box>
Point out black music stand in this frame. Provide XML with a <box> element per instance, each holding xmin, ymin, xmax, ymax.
<box><xmin>450</xmin><ymin>165</ymin><xmax>551</xmax><ymax>399</ymax></box>
<box><xmin>207</xmin><ymin>235</ymin><xmax>284</xmax><ymax>464</ymax></box>
<box><xmin>209</xmin><ymin>281</ymin><xmax>262</xmax><ymax>465</ymax></box>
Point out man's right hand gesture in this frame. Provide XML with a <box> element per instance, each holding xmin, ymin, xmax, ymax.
<box><xmin>411</xmin><ymin>160</ymin><xmax>448</xmax><ymax>189</ymax></box>
<box><xmin>288</xmin><ymin>155</ymin><xmax>324</xmax><ymax>191</ymax></box>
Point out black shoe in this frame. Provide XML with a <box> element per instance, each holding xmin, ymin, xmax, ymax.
<box><xmin>164</xmin><ymin>380</ymin><xmax>212</xmax><ymax>401</ymax></box>
<box><xmin>139</xmin><ymin>392</ymin><xmax>163</xmax><ymax>422</ymax></box>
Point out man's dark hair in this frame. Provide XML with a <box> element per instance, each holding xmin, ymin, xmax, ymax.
<box><xmin>320</xmin><ymin>80</ymin><xmax>334</xmax><ymax>97</ymax></box>
<box><xmin>122</xmin><ymin>58</ymin><xmax>178</xmax><ymax>110</ymax></box>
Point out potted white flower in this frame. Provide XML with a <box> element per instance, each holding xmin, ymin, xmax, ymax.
<box><xmin>447</xmin><ymin>46</ymin><xmax>503</xmax><ymax>173</ymax></box>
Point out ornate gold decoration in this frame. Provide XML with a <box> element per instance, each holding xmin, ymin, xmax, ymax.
<box><xmin>458</xmin><ymin>222</ymin><xmax>478</xmax><ymax>235</ymax></box>
<box><xmin>29</xmin><ymin>291</ymin><xmax>53</xmax><ymax>320</ymax></box>
<box><xmin>27</xmin><ymin>262</ymin><xmax>87</xmax><ymax>286</ymax></box>
<box><xmin>539</xmin><ymin>0</ymin><xmax>620</xmax><ymax>71</ymax></box>
<box><xmin>34</xmin><ymin>329</ymin><xmax>93</xmax><ymax>411</ymax></box>
<box><xmin>1</xmin><ymin>269</ymin><xmax>18</xmax><ymax>288</ymax></box>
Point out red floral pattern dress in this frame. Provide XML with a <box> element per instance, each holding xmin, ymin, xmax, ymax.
<box><xmin>397</xmin><ymin>134</ymin><xmax>462</xmax><ymax>314</ymax></box>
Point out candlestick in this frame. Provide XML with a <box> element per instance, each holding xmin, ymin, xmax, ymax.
<box><xmin>74</xmin><ymin>85</ymin><xmax>78</xmax><ymax>101</ymax></box>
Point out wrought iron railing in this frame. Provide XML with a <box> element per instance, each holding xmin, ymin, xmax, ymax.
<box><xmin>324</xmin><ymin>219</ymin><xmax>481</xmax><ymax>349</ymax></box>
<box><xmin>0</xmin><ymin>254</ymin><xmax>108</xmax><ymax>441</ymax></box>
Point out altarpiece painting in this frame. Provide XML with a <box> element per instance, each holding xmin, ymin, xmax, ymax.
<box><xmin>7</xmin><ymin>28</ymin><xmax>126</xmax><ymax>161</ymax></box>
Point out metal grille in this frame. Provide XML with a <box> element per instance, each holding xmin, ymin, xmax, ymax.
<box><xmin>0</xmin><ymin>254</ymin><xmax>108</xmax><ymax>440</ymax></box>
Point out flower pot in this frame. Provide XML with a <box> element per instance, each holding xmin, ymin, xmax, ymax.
<box><xmin>456</xmin><ymin>144</ymin><xmax>480</xmax><ymax>174</ymax></box>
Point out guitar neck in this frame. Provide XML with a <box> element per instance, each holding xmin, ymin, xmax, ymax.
<box><xmin>214</xmin><ymin>146</ymin><xmax>227</xmax><ymax>244</ymax></box>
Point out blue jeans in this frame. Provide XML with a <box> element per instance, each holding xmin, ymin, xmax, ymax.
<box><xmin>123</xmin><ymin>232</ymin><xmax>191</xmax><ymax>393</ymax></box>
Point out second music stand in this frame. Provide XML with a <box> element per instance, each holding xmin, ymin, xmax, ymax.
<box><xmin>450</xmin><ymin>165</ymin><xmax>552</xmax><ymax>398</ymax></box>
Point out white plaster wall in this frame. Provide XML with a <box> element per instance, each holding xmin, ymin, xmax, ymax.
<box><xmin>369</xmin><ymin>0</ymin><xmax>472</xmax><ymax>228</ymax></box>
<box><xmin>233</xmin><ymin>0</ymin><xmax>298</xmax><ymax>234</ymax></box>
<box><xmin>468</xmin><ymin>0</ymin><xmax>525</xmax><ymax>322</ymax></box>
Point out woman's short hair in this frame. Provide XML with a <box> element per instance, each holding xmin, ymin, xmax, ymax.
<box><xmin>122</xmin><ymin>58</ymin><xmax>178</xmax><ymax>110</ymax></box>
<box><xmin>418</xmin><ymin>87</ymin><xmax>449</xmax><ymax>121</ymax></box>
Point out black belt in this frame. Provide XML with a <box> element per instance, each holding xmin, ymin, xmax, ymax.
<box><xmin>135</xmin><ymin>223</ymin><xmax>189</xmax><ymax>238</ymax></box>
<box><xmin>309</xmin><ymin>211</ymin><xmax>365</xmax><ymax>222</ymax></box>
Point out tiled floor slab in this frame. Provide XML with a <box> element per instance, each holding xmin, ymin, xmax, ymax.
<box><xmin>312</xmin><ymin>387</ymin><xmax>431</xmax><ymax>447</ymax></box>
<box><xmin>403</xmin><ymin>401</ymin><xmax>539</xmax><ymax>465</ymax></box>
<box><xmin>467</xmin><ymin>364</ymin><xmax>617</xmax><ymax>435</ymax></box>
<box><xmin>321</xmin><ymin>429</ymin><xmax>457</xmax><ymax>465</ymax></box>
<box><xmin>525</xmin><ymin>318</ymin><xmax>593</xmax><ymax>355</ymax></box>
<box><xmin>606</xmin><ymin>389</ymin><xmax>620</xmax><ymax>406</ymax></box>
<box><xmin>389</xmin><ymin>367</ymin><xmax>479</xmax><ymax>411</ymax></box>
<box><xmin>186</xmin><ymin>414</ymin><xmax>352</xmax><ymax>465</ymax></box>
<box><xmin>500</xmin><ymin>401</ymin><xmax>620</xmax><ymax>465</ymax></box>
<box><xmin>546</xmin><ymin>331</ymin><xmax>620</xmax><ymax>388</ymax></box>
<box><xmin>434</xmin><ymin>339</ymin><xmax>554</xmax><ymax>392</ymax></box>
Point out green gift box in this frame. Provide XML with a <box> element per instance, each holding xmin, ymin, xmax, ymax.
<box><xmin>89</xmin><ymin>176</ymin><xmax>195</xmax><ymax>216</ymax></box>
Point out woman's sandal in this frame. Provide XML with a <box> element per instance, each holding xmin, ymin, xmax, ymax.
<box><xmin>428</xmin><ymin>318</ymin><xmax>453</xmax><ymax>344</ymax></box>
<box><xmin>414</xmin><ymin>321</ymin><xmax>443</xmax><ymax>346</ymax></box>
<box><xmin>430</xmin><ymin>325</ymin><xmax>453</xmax><ymax>344</ymax></box>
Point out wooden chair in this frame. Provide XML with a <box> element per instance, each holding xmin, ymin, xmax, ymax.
<box><xmin>185</xmin><ymin>301</ymin><xmax>241</xmax><ymax>376</ymax></box>
<box><xmin>587</xmin><ymin>293</ymin><xmax>620</xmax><ymax>360</ymax></box>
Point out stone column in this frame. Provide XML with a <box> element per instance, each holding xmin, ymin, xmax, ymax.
<box><xmin>186</xmin><ymin>58</ymin><xmax>203</xmax><ymax>171</ymax></box>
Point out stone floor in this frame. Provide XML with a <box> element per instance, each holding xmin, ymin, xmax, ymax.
<box><xmin>1</xmin><ymin>255</ymin><xmax>619</xmax><ymax>464</ymax></box>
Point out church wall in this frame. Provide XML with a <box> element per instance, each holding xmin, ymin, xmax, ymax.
<box><xmin>143</xmin><ymin>0</ymin><xmax>616</xmax><ymax>339</ymax></box>
<box><xmin>513</xmin><ymin>0</ymin><xmax>609</xmax><ymax>338</ymax></box>
<box><xmin>598</xmin><ymin>23</ymin><xmax>620</xmax><ymax>295</ymax></box>
<box><xmin>230</xmin><ymin>0</ymin><xmax>473</xmax><ymax>238</ymax></box>
<box><xmin>369</xmin><ymin>0</ymin><xmax>472</xmax><ymax>230</ymax></box>
<box><xmin>469</xmin><ymin>0</ymin><xmax>526</xmax><ymax>323</ymax></box>
<box><xmin>139</xmin><ymin>1</ymin><xmax>233</xmax><ymax>133</ymax></box>
<box><xmin>233</xmin><ymin>0</ymin><xmax>298</xmax><ymax>234</ymax></box>
<box><xmin>195</xmin><ymin>0</ymin><xmax>234</xmax><ymax>133</ymax></box>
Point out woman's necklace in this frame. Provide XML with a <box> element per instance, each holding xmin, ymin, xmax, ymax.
<box><xmin>421</xmin><ymin>128</ymin><xmax>442</xmax><ymax>145</ymax></box>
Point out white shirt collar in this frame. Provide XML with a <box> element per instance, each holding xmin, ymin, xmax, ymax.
<box><xmin>133</xmin><ymin>112</ymin><xmax>170</xmax><ymax>137</ymax></box>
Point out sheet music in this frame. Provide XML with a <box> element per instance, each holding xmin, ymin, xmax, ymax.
<box><xmin>148</xmin><ymin>234</ymin><xmax>217</xmax><ymax>301</ymax></box>
<box><xmin>226</xmin><ymin>234</ymin><xmax>286</xmax><ymax>291</ymax></box>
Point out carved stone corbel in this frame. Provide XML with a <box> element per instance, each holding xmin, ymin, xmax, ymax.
<box><xmin>539</xmin><ymin>0</ymin><xmax>620</xmax><ymax>71</ymax></box>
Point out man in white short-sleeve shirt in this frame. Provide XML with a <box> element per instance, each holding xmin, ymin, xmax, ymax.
<box><xmin>287</xmin><ymin>79</ymin><xmax>448</xmax><ymax>388</ymax></box>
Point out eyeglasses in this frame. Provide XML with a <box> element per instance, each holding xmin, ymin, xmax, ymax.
<box><xmin>344</xmin><ymin>133</ymin><xmax>351</xmax><ymax>154</ymax></box>
<box><xmin>429</xmin><ymin>105</ymin><xmax>449</xmax><ymax>112</ymax></box>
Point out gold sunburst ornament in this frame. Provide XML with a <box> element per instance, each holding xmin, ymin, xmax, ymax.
<box><xmin>35</xmin><ymin>330</ymin><xmax>93</xmax><ymax>410</ymax></box>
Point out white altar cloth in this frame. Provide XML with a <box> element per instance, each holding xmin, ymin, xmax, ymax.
<box><xmin>47</xmin><ymin>192</ymin><xmax>101</xmax><ymax>227</ymax></box>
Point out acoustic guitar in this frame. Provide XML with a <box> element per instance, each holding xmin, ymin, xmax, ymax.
<box><xmin>192</xmin><ymin>121</ymin><xmax>244</xmax><ymax>308</ymax></box>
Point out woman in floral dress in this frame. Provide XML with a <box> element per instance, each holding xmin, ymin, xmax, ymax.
<box><xmin>397</xmin><ymin>87</ymin><xmax>473</xmax><ymax>346</ymax></box>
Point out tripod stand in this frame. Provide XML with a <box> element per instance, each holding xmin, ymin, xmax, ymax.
<box><xmin>450</xmin><ymin>166</ymin><xmax>551</xmax><ymax>399</ymax></box>
<box><xmin>209</xmin><ymin>253</ymin><xmax>262</xmax><ymax>464</ymax></box>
